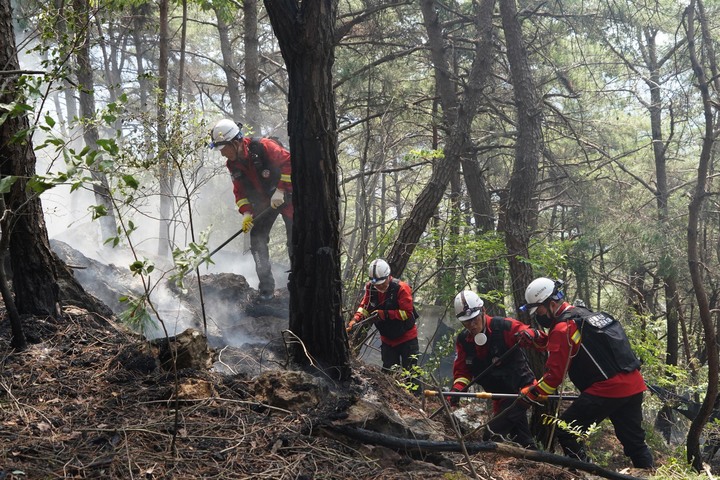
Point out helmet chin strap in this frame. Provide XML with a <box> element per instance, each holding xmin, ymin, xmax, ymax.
<box><xmin>550</xmin><ymin>300</ymin><xmax>563</xmax><ymax>318</ymax></box>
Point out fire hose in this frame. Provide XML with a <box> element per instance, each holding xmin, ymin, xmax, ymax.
<box><xmin>424</xmin><ymin>390</ymin><xmax>579</xmax><ymax>401</ymax></box>
<box><xmin>205</xmin><ymin>204</ymin><xmax>281</xmax><ymax>261</ymax></box>
<box><xmin>346</xmin><ymin>312</ymin><xmax>379</xmax><ymax>334</ymax></box>
<box><xmin>428</xmin><ymin>342</ymin><xmax>522</xmax><ymax>419</ymax></box>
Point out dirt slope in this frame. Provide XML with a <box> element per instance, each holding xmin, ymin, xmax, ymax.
<box><xmin>0</xmin><ymin>307</ymin><xmax>645</xmax><ymax>479</ymax></box>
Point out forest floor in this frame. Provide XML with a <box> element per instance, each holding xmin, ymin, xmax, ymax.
<box><xmin>0</xmin><ymin>305</ymin><xmax>670</xmax><ymax>479</ymax></box>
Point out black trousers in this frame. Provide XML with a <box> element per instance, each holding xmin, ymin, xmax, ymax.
<box><xmin>380</xmin><ymin>337</ymin><xmax>420</xmax><ymax>394</ymax></box>
<box><xmin>483</xmin><ymin>398</ymin><xmax>537</xmax><ymax>449</ymax></box>
<box><xmin>556</xmin><ymin>391</ymin><xmax>654</xmax><ymax>468</ymax></box>
<box><xmin>380</xmin><ymin>337</ymin><xmax>419</xmax><ymax>371</ymax></box>
<box><xmin>249</xmin><ymin>207</ymin><xmax>292</xmax><ymax>295</ymax></box>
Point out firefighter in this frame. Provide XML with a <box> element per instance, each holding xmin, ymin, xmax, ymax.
<box><xmin>210</xmin><ymin>119</ymin><xmax>292</xmax><ymax>301</ymax></box>
<box><xmin>347</xmin><ymin>259</ymin><xmax>420</xmax><ymax>378</ymax></box>
<box><xmin>449</xmin><ymin>290</ymin><xmax>546</xmax><ymax>449</ymax></box>
<box><xmin>519</xmin><ymin>277</ymin><xmax>654</xmax><ymax>468</ymax></box>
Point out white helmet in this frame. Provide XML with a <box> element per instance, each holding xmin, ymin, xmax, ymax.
<box><xmin>523</xmin><ymin>277</ymin><xmax>564</xmax><ymax>315</ymax></box>
<box><xmin>454</xmin><ymin>290</ymin><xmax>484</xmax><ymax>321</ymax></box>
<box><xmin>368</xmin><ymin>259</ymin><xmax>391</xmax><ymax>284</ymax></box>
<box><xmin>210</xmin><ymin>119</ymin><xmax>242</xmax><ymax>150</ymax></box>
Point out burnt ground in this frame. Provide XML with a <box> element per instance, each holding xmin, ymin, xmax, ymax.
<box><xmin>0</xmin><ymin>304</ymin><xmax>663</xmax><ymax>480</ymax></box>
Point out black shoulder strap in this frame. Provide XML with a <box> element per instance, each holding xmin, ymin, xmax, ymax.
<box><xmin>490</xmin><ymin>316</ymin><xmax>510</xmax><ymax>340</ymax></box>
<box><xmin>248</xmin><ymin>138</ymin><xmax>268</xmax><ymax>169</ymax></box>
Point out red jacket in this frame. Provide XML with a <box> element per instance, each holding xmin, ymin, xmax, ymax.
<box><xmin>452</xmin><ymin>315</ymin><xmax>546</xmax><ymax>392</ymax></box>
<box><xmin>226</xmin><ymin>137</ymin><xmax>293</xmax><ymax>218</ymax></box>
<box><xmin>353</xmin><ymin>276</ymin><xmax>418</xmax><ymax>347</ymax></box>
<box><xmin>536</xmin><ymin>303</ymin><xmax>646</xmax><ymax>398</ymax></box>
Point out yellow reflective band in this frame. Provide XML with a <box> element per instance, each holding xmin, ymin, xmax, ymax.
<box><xmin>236</xmin><ymin>198</ymin><xmax>249</xmax><ymax>209</ymax></box>
<box><xmin>357</xmin><ymin>307</ymin><xmax>369</xmax><ymax>317</ymax></box>
<box><xmin>456</xmin><ymin>377</ymin><xmax>470</xmax><ymax>386</ymax></box>
<box><xmin>537</xmin><ymin>379</ymin><xmax>557</xmax><ymax>395</ymax></box>
<box><xmin>571</xmin><ymin>330</ymin><xmax>581</xmax><ymax>344</ymax></box>
<box><xmin>280</xmin><ymin>174</ymin><xmax>291</xmax><ymax>183</ymax></box>
<box><xmin>399</xmin><ymin>310</ymin><xmax>408</xmax><ymax>321</ymax></box>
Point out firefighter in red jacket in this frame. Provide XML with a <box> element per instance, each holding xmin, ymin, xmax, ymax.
<box><xmin>210</xmin><ymin>119</ymin><xmax>292</xmax><ymax>301</ymax></box>
<box><xmin>519</xmin><ymin>277</ymin><xmax>654</xmax><ymax>469</ymax></box>
<box><xmin>347</xmin><ymin>259</ymin><xmax>419</xmax><ymax>376</ymax></box>
<box><xmin>450</xmin><ymin>290</ymin><xmax>546</xmax><ymax>449</ymax></box>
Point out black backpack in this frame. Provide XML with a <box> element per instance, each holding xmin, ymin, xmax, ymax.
<box><xmin>246</xmin><ymin>137</ymin><xmax>285</xmax><ymax>195</ymax></box>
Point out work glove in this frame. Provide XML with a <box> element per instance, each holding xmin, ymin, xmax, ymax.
<box><xmin>271</xmin><ymin>189</ymin><xmax>285</xmax><ymax>209</ymax></box>
<box><xmin>515</xmin><ymin>329</ymin><xmax>537</xmax><ymax>347</ymax></box>
<box><xmin>519</xmin><ymin>384</ymin><xmax>547</xmax><ymax>408</ymax></box>
<box><xmin>445</xmin><ymin>386</ymin><xmax>461</xmax><ymax>407</ymax></box>
<box><xmin>515</xmin><ymin>328</ymin><xmax>547</xmax><ymax>349</ymax></box>
<box><xmin>346</xmin><ymin>319</ymin><xmax>358</xmax><ymax>333</ymax></box>
<box><xmin>241</xmin><ymin>212</ymin><xmax>254</xmax><ymax>233</ymax></box>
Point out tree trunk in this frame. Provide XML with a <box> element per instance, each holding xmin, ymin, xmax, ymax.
<box><xmin>387</xmin><ymin>0</ymin><xmax>493</xmax><ymax>277</ymax></box>
<box><xmin>215</xmin><ymin>12</ymin><xmax>244</xmax><ymax>119</ymax></box>
<box><xmin>0</xmin><ymin>0</ymin><xmax>109</xmax><ymax>321</ymax></box>
<box><xmin>74</xmin><ymin>0</ymin><xmax>117</xmax><ymax>242</ymax></box>
<box><xmin>157</xmin><ymin>0</ymin><xmax>172</xmax><ymax>257</ymax></box>
<box><xmin>264</xmin><ymin>0</ymin><xmax>349</xmax><ymax>380</ymax></box>
<box><xmin>497</xmin><ymin>0</ymin><xmax>546</xmax><ymax>445</ymax></box>
<box><xmin>497</xmin><ymin>0</ymin><xmax>543</xmax><ymax>312</ymax></box>
<box><xmin>0</xmin><ymin>192</ymin><xmax>26</xmax><ymax>349</ymax></box>
<box><xmin>244</xmin><ymin>0</ymin><xmax>261</xmax><ymax>132</ymax></box>
<box><xmin>0</xmin><ymin>0</ymin><xmax>60</xmax><ymax>317</ymax></box>
<box><xmin>684</xmin><ymin>0</ymin><xmax>719</xmax><ymax>469</ymax></box>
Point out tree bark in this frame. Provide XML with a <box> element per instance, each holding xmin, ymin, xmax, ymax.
<box><xmin>156</xmin><ymin>0</ymin><xmax>172</xmax><ymax>257</ymax></box>
<box><xmin>386</xmin><ymin>0</ymin><xmax>494</xmax><ymax>277</ymax></box>
<box><xmin>684</xmin><ymin>0</ymin><xmax>719</xmax><ymax>469</ymax></box>
<box><xmin>74</xmin><ymin>0</ymin><xmax>117</xmax><ymax>242</ymax></box>
<box><xmin>244</xmin><ymin>0</ymin><xmax>261</xmax><ymax>133</ymax></box>
<box><xmin>215</xmin><ymin>12</ymin><xmax>244</xmax><ymax>119</ymax></box>
<box><xmin>498</xmin><ymin>0</ymin><xmax>543</xmax><ymax>312</ymax></box>
<box><xmin>0</xmin><ymin>0</ymin><xmax>111</xmax><ymax>322</ymax></box>
<box><xmin>264</xmin><ymin>0</ymin><xmax>349</xmax><ymax>380</ymax></box>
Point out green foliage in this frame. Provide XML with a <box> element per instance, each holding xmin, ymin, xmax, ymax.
<box><xmin>118</xmin><ymin>294</ymin><xmax>156</xmax><ymax>335</ymax></box>
<box><xmin>649</xmin><ymin>455</ymin><xmax>709</xmax><ymax>480</ymax></box>
<box><xmin>0</xmin><ymin>176</ymin><xmax>17</xmax><ymax>194</ymax></box>
<box><xmin>169</xmin><ymin>228</ymin><xmax>213</xmax><ymax>290</ymax></box>
<box><xmin>128</xmin><ymin>258</ymin><xmax>155</xmax><ymax>276</ymax></box>
<box><xmin>391</xmin><ymin>354</ymin><xmax>423</xmax><ymax>394</ymax></box>
<box><xmin>542</xmin><ymin>414</ymin><xmax>601</xmax><ymax>461</ymax></box>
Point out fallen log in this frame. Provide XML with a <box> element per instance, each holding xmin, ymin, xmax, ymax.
<box><xmin>323</xmin><ymin>424</ymin><xmax>646</xmax><ymax>480</ymax></box>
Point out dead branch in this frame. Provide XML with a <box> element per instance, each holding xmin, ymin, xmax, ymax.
<box><xmin>323</xmin><ymin>425</ymin><xmax>645</xmax><ymax>480</ymax></box>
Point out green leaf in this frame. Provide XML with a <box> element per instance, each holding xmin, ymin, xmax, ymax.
<box><xmin>27</xmin><ymin>176</ymin><xmax>55</xmax><ymax>193</ymax></box>
<box><xmin>122</xmin><ymin>175</ymin><xmax>139</xmax><ymax>190</ymax></box>
<box><xmin>89</xmin><ymin>204</ymin><xmax>108</xmax><ymax>220</ymax></box>
<box><xmin>0</xmin><ymin>176</ymin><xmax>17</xmax><ymax>194</ymax></box>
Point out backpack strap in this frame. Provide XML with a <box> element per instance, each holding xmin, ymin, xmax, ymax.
<box><xmin>248</xmin><ymin>138</ymin><xmax>268</xmax><ymax>171</ymax></box>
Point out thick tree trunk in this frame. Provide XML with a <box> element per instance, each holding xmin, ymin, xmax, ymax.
<box><xmin>498</xmin><ymin>0</ymin><xmax>542</xmax><ymax>312</ymax></box>
<box><xmin>0</xmin><ymin>0</ymin><xmax>60</xmax><ymax>317</ymax></box>
<box><xmin>0</xmin><ymin>0</ymin><xmax>112</xmax><ymax>323</ymax></box>
<box><xmin>264</xmin><ymin>0</ymin><xmax>349</xmax><ymax>380</ymax></box>
<box><xmin>497</xmin><ymin>0</ymin><xmax>547</xmax><ymax>445</ymax></box>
